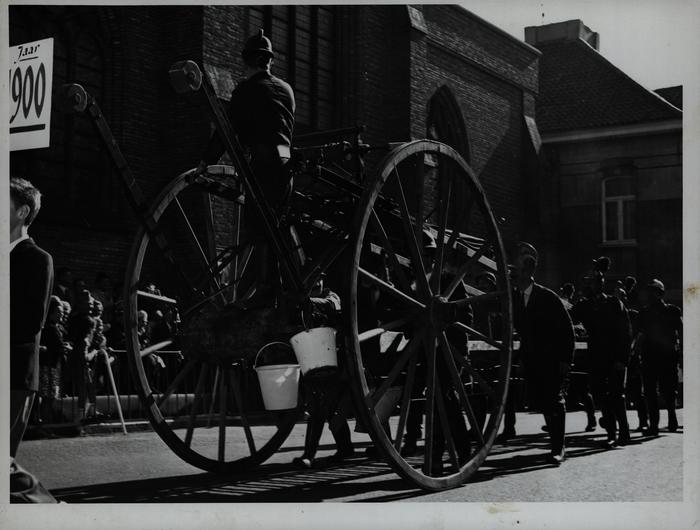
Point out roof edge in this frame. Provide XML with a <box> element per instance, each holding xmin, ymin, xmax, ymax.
<box><xmin>542</xmin><ymin>119</ymin><xmax>682</xmax><ymax>144</ymax></box>
<box><xmin>568</xmin><ymin>37</ymin><xmax>683</xmax><ymax>117</ymax></box>
<box><xmin>449</xmin><ymin>5</ymin><xmax>542</xmax><ymax>57</ymax></box>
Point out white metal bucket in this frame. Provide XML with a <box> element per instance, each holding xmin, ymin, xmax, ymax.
<box><xmin>254</xmin><ymin>343</ymin><xmax>300</xmax><ymax>411</ymax></box>
<box><xmin>289</xmin><ymin>327</ymin><xmax>338</xmax><ymax>375</ymax></box>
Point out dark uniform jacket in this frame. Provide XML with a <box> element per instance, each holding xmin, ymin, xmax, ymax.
<box><xmin>514</xmin><ymin>283</ymin><xmax>575</xmax><ymax>376</ymax></box>
<box><xmin>570</xmin><ymin>294</ymin><xmax>632</xmax><ymax>369</ymax></box>
<box><xmin>204</xmin><ymin>71</ymin><xmax>295</xmax><ymax>165</ymax></box>
<box><xmin>637</xmin><ymin>299</ymin><xmax>682</xmax><ymax>359</ymax></box>
<box><xmin>10</xmin><ymin>238</ymin><xmax>54</xmax><ymax>391</ymax></box>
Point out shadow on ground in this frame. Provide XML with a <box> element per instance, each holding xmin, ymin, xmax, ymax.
<box><xmin>51</xmin><ymin>431</ymin><xmax>669</xmax><ymax>503</ymax></box>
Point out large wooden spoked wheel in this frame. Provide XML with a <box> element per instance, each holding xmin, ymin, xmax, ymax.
<box><xmin>345</xmin><ymin>140</ymin><xmax>513</xmax><ymax>490</ymax></box>
<box><xmin>124</xmin><ymin>165</ymin><xmax>301</xmax><ymax>472</ymax></box>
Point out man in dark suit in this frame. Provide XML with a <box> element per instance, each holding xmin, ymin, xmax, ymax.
<box><xmin>512</xmin><ymin>242</ymin><xmax>575</xmax><ymax>466</ymax></box>
<box><xmin>636</xmin><ymin>279</ymin><xmax>682</xmax><ymax>436</ymax></box>
<box><xmin>9</xmin><ymin>177</ymin><xmax>56</xmax><ymax>503</ymax></box>
<box><xmin>571</xmin><ymin>270</ymin><xmax>632</xmax><ymax>447</ymax></box>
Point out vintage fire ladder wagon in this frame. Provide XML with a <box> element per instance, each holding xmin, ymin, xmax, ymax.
<box><xmin>64</xmin><ymin>60</ymin><xmax>513</xmax><ymax>491</ymax></box>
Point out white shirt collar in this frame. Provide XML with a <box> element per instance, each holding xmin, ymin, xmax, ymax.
<box><xmin>523</xmin><ymin>282</ymin><xmax>534</xmax><ymax>307</ymax></box>
<box><xmin>10</xmin><ymin>234</ymin><xmax>29</xmax><ymax>253</ymax></box>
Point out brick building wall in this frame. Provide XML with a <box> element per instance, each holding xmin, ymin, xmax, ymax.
<box><xmin>10</xmin><ymin>5</ymin><xmax>540</xmax><ymax>293</ymax></box>
<box><xmin>541</xmin><ymin>131</ymin><xmax>682</xmax><ymax>303</ymax></box>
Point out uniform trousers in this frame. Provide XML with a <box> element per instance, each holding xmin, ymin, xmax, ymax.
<box><xmin>641</xmin><ymin>353</ymin><xmax>679</xmax><ymax>429</ymax></box>
<box><xmin>524</xmin><ymin>365</ymin><xmax>568</xmax><ymax>455</ymax></box>
<box><xmin>10</xmin><ymin>390</ymin><xmax>57</xmax><ymax>503</ymax></box>
<box><xmin>590</xmin><ymin>364</ymin><xmax>630</xmax><ymax>440</ymax></box>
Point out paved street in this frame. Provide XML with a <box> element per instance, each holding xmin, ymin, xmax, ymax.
<box><xmin>15</xmin><ymin>409</ymin><xmax>683</xmax><ymax>503</ymax></box>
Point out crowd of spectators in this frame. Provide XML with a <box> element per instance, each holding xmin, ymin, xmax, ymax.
<box><xmin>34</xmin><ymin>268</ymin><xmax>180</xmax><ymax>425</ymax></box>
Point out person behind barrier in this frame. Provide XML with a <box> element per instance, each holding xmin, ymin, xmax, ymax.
<box><xmin>636</xmin><ymin>279</ymin><xmax>682</xmax><ymax>436</ymax></box>
<box><xmin>198</xmin><ymin>29</ymin><xmax>296</xmax><ymax>310</ymax></box>
<box><xmin>511</xmin><ymin>242</ymin><xmax>574</xmax><ymax>466</ymax></box>
<box><xmin>53</xmin><ymin>267</ymin><xmax>74</xmax><ymax>306</ymax></box>
<box><xmin>9</xmin><ymin>177</ymin><xmax>57</xmax><ymax>503</ymax></box>
<box><xmin>37</xmin><ymin>296</ymin><xmax>67</xmax><ymax>426</ymax></box>
<box><xmin>292</xmin><ymin>274</ymin><xmax>354</xmax><ymax>469</ymax></box>
<box><xmin>68</xmin><ymin>290</ymin><xmax>98</xmax><ymax>422</ymax></box>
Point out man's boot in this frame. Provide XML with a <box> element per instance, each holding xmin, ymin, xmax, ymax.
<box><xmin>668</xmin><ymin>408</ymin><xmax>679</xmax><ymax>432</ymax></box>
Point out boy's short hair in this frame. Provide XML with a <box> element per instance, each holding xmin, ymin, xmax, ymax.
<box><xmin>10</xmin><ymin>177</ymin><xmax>42</xmax><ymax>226</ymax></box>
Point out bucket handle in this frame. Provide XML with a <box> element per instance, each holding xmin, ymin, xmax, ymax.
<box><xmin>255</xmin><ymin>341</ymin><xmax>294</xmax><ymax>369</ymax></box>
<box><xmin>301</xmin><ymin>306</ymin><xmax>310</xmax><ymax>332</ymax></box>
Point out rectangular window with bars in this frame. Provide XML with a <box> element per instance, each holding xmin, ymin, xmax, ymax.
<box><xmin>602</xmin><ymin>177</ymin><xmax>636</xmax><ymax>243</ymax></box>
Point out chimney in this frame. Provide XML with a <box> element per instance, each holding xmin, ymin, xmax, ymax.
<box><xmin>524</xmin><ymin>20</ymin><xmax>599</xmax><ymax>50</ymax></box>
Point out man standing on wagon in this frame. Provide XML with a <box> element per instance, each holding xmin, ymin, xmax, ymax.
<box><xmin>198</xmin><ymin>29</ymin><xmax>296</xmax><ymax>308</ymax></box>
<box><xmin>511</xmin><ymin>242</ymin><xmax>575</xmax><ymax>466</ymax></box>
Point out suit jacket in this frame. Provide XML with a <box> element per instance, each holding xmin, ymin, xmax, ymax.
<box><xmin>513</xmin><ymin>283</ymin><xmax>575</xmax><ymax>376</ymax></box>
<box><xmin>570</xmin><ymin>295</ymin><xmax>632</xmax><ymax>368</ymax></box>
<box><xmin>10</xmin><ymin>237</ymin><xmax>54</xmax><ymax>391</ymax></box>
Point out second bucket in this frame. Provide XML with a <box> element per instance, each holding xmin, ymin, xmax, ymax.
<box><xmin>289</xmin><ymin>327</ymin><xmax>338</xmax><ymax>375</ymax></box>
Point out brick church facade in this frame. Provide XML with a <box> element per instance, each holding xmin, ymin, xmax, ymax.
<box><xmin>10</xmin><ymin>5</ymin><xmax>542</xmax><ymax>295</ymax></box>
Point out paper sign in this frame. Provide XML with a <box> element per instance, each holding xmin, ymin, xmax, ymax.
<box><xmin>9</xmin><ymin>38</ymin><xmax>54</xmax><ymax>151</ymax></box>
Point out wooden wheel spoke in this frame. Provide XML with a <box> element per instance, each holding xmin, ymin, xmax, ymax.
<box><xmin>440</xmin><ymin>197</ymin><xmax>471</xmax><ymax>269</ymax></box>
<box><xmin>443</xmin><ymin>238</ymin><xmax>493</xmax><ymax>299</ymax></box>
<box><xmin>434</xmin><ymin>377</ymin><xmax>460</xmax><ymax>472</ymax></box>
<box><xmin>370</xmin><ymin>330</ymin><xmax>424</xmax><ymax>407</ymax></box>
<box><xmin>451</xmin><ymin>321</ymin><xmax>507</xmax><ymax>353</ymax></box>
<box><xmin>358</xmin><ymin>316</ymin><xmax>414</xmax><ymax>343</ymax></box>
<box><xmin>147</xmin><ymin>229</ymin><xmax>200</xmax><ymax>298</ymax></box>
<box><xmin>207</xmin><ymin>367</ymin><xmax>220</xmax><ymax>428</ymax></box>
<box><xmin>390</xmin><ymin>166</ymin><xmax>432</xmax><ymax>298</ymax></box>
<box><xmin>369</xmin><ymin>209</ymin><xmax>412</xmax><ymax>293</ymax></box>
<box><xmin>180</xmin><ymin>246</ymin><xmax>254</xmax><ymax>317</ymax></box>
<box><xmin>208</xmin><ymin>242</ymin><xmax>252</xmax><ymax>283</ymax></box>
<box><xmin>174</xmin><ymin>197</ymin><xmax>227</xmax><ymax>305</ymax></box>
<box><xmin>231</xmin><ymin>244</ymin><xmax>255</xmax><ymax>302</ymax></box>
<box><xmin>157</xmin><ymin>359</ymin><xmax>196</xmax><ymax>408</ymax></box>
<box><xmin>185</xmin><ymin>363</ymin><xmax>209</xmax><ymax>447</ymax></box>
<box><xmin>458</xmin><ymin>356</ymin><xmax>496</xmax><ymax>400</ymax></box>
<box><xmin>449</xmin><ymin>290</ymin><xmax>505</xmax><ymax>307</ymax></box>
<box><xmin>431</xmin><ymin>175</ymin><xmax>454</xmax><ymax>293</ymax></box>
<box><xmin>393</xmin><ymin>354</ymin><xmax>417</xmax><ymax>451</ymax></box>
<box><xmin>358</xmin><ymin>267</ymin><xmax>425</xmax><ymax>310</ymax></box>
<box><xmin>443</xmin><ymin>333</ymin><xmax>496</xmax><ymax>401</ymax></box>
<box><xmin>438</xmin><ymin>333</ymin><xmax>486</xmax><ymax>446</ymax></box>
<box><xmin>218</xmin><ymin>365</ymin><xmax>228</xmax><ymax>462</ymax></box>
<box><xmin>230</xmin><ymin>368</ymin><xmax>256</xmax><ymax>455</ymax></box>
<box><xmin>180</xmin><ymin>271</ymin><xmax>252</xmax><ymax>319</ymax></box>
<box><xmin>422</xmin><ymin>332</ymin><xmax>436</xmax><ymax>475</ymax></box>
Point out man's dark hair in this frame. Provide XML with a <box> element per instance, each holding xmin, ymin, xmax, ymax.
<box><xmin>242</xmin><ymin>51</ymin><xmax>272</xmax><ymax>70</ymax></box>
<box><xmin>10</xmin><ymin>177</ymin><xmax>42</xmax><ymax>226</ymax></box>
